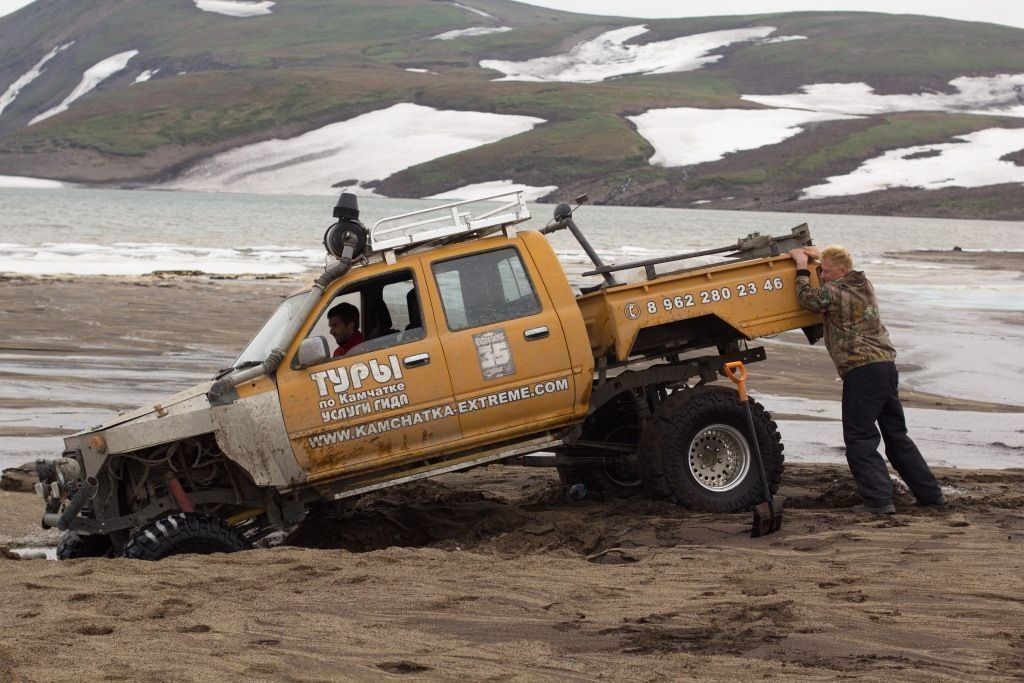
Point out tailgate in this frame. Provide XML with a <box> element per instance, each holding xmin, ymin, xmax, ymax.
<box><xmin>577</xmin><ymin>255</ymin><xmax>822</xmax><ymax>361</ymax></box>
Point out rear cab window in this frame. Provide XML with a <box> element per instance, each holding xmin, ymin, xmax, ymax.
<box><xmin>431</xmin><ymin>247</ymin><xmax>541</xmax><ymax>331</ymax></box>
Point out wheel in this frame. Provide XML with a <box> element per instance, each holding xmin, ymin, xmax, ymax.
<box><xmin>56</xmin><ymin>531</ymin><xmax>113</xmax><ymax>560</ymax></box>
<box><xmin>559</xmin><ymin>394</ymin><xmax>644</xmax><ymax>498</ymax></box>
<box><xmin>559</xmin><ymin>422</ymin><xmax>643</xmax><ymax>497</ymax></box>
<box><xmin>638</xmin><ymin>385</ymin><xmax>783</xmax><ymax>512</ymax></box>
<box><xmin>121</xmin><ymin>512</ymin><xmax>250</xmax><ymax>561</ymax></box>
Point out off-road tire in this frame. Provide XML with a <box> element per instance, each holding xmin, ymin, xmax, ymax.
<box><xmin>121</xmin><ymin>512</ymin><xmax>250</xmax><ymax>561</ymax></box>
<box><xmin>638</xmin><ymin>385</ymin><xmax>783</xmax><ymax>512</ymax></box>
<box><xmin>559</xmin><ymin>394</ymin><xmax>644</xmax><ymax>497</ymax></box>
<box><xmin>56</xmin><ymin>531</ymin><xmax>113</xmax><ymax>560</ymax></box>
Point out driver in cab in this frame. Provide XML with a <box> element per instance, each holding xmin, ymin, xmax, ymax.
<box><xmin>328</xmin><ymin>302</ymin><xmax>364</xmax><ymax>358</ymax></box>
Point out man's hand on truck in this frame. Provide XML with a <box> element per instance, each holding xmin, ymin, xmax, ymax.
<box><xmin>788</xmin><ymin>247</ymin><xmax>821</xmax><ymax>268</ymax></box>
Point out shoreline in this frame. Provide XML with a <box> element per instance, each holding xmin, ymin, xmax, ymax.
<box><xmin>1</xmin><ymin>255</ymin><xmax>1021</xmax><ymax>470</ymax></box>
<box><xmin>887</xmin><ymin>249</ymin><xmax>1024</xmax><ymax>273</ymax></box>
<box><xmin>6</xmin><ymin>181</ymin><xmax>1024</xmax><ymax>223</ymax></box>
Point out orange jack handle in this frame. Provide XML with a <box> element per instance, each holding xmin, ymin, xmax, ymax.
<box><xmin>723</xmin><ymin>361</ymin><xmax>748</xmax><ymax>403</ymax></box>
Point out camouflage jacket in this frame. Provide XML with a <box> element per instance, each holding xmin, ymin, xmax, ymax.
<box><xmin>795</xmin><ymin>269</ymin><xmax>895</xmax><ymax>378</ymax></box>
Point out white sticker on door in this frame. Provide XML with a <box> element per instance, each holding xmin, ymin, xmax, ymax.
<box><xmin>473</xmin><ymin>328</ymin><xmax>515</xmax><ymax>380</ymax></box>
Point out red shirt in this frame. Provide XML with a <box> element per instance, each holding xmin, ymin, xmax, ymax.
<box><xmin>332</xmin><ymin>330</ymin><xmax>365</xmax><ymax>358</ymax></box>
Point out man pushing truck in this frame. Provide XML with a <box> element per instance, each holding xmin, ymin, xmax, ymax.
<box><xmin>789</xmin><ymin>245</ymin><xmax>946</xmax><ymax>514</ymax></box>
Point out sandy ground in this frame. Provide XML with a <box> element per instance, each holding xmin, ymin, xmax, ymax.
<box><xmin>0</xmin><ymin>252</ymin><xmax>1022</xmax><ymax>680</ymax></box>
<box><xmin>2</xmin><ymin>465</ymin><xmax>1024</xmax><ymax>680</ymax></box>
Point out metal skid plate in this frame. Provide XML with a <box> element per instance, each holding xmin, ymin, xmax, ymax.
<box><xmin>368</xmin><ymin>189</ymin><xmax>531</xmax><ymax>253</ymax></box>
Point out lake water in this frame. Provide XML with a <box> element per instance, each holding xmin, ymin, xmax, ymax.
<box><xmin>1</xmin><ymin>186</ymin><xmax>1022</xmax><ymax>278</ymax></box>
<box><xmin>0</xmin><ymin>187</ymin><xmax>1021</xmax><ymax>471</ymax></box>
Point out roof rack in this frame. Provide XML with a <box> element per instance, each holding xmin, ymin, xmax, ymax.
<box><xmin>369</xmin><ymin>189</ymin><xmax>531</xmax><ymax>255</ymax></box>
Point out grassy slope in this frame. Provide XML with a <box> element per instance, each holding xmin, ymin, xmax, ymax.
<box><xmin>0</xmin><ymin>0</ymin><xmax>129</xmax><ymax>123</ymax></box>
<box><xmin>1</xmin><ymin>2</ymin><xmax>1023</xmax><ymax>217</ymax></box>
<box><xmin>666</xmin><ymin>12</ymin><xmax>1024</xmax><ymax>93</ymax></box>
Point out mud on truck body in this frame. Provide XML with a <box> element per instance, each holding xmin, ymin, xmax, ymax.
<box><xmin>35</xmin><ymin>190</ymin><xmax>823</xmax><ymax>560</ymax></box>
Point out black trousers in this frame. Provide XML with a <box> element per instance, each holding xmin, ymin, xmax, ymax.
<box><xmin>842</xmin><ymin>361</ymin><xmax>943</xmax><ymax>506</ymax></box>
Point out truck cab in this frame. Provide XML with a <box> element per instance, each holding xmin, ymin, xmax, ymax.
<box><xmin>271</xmin><ymin>228</ymin><xmax>593</xmax><ymax>487</ymax></box>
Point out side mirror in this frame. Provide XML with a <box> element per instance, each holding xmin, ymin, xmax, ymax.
<box><xmin>296</xmin><ymin>336</ymin><xmax>330</xmax><ymax>368</ymax></box>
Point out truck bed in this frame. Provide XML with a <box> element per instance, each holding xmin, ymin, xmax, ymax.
<box><xmin>577</xmin><ymin>255</ymin><xmax>822</xmax><ymax>362</ymax></box>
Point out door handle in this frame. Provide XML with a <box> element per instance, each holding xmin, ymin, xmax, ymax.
<box><xmin>524</xmin><ymin>326</ymin><xmax>549</xmax><ymax>341</ymax></box>
<box><xmin>403</xmin><ymin>353</ymin><xmax>430</xmax><ymax>368</ymax></box>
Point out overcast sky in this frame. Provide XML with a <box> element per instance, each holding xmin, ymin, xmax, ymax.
<box><xmin>516</xmin><ymin>1</ymin><xmax>1024</xmax><ymax>29</ymax></box>
<box><xmin>2</xmin><ymin>0</ymin><xmax>1023</xmax><ymax>28</ymax></box>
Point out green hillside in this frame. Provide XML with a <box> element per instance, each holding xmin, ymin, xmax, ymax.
<box><xmin>1</xmin><ymin>0</ymin><xmax>1023</xmax><ymax>219</ymax></box>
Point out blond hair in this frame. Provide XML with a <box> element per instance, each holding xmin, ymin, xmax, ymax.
<box><xmin>822</xmin><ymin>245</ymin><xmax>853</xmax><ymax>270</ymax></box>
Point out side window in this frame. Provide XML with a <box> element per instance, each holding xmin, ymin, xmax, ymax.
<box><xmin>433</xmin><ymin>270</ymin><xmax>466</xmax><ymax>329</ymax></box>
<box><xmin>307</xmin><ymin>270</ymin><xmax>425</xmax><ymax>362</ymax></box>
<box><xmin>432</xmin><ymin>248</ymin><xmax>541</xmax><ymax>331</ymax></box>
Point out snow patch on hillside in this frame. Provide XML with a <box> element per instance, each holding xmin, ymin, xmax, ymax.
<box><xmin>451</xmin><ymin>2</ymin><xmax>493</xmax><ymax>19</ymax></box>
<box><xmin>163</xmin><ymin>103</ymin><xmax>545</xmax><ymax>196</ymax></box>
<box><xmin>801</xmin><ymin>128</ymin><xmax>1024</xmax><ymax>198</ymax></box>
<box><xmin>432</xmin><ymin>26</ymin><xmax>513</xmax><ymax>40</ymax></box>
<box><xmin>0</xmin><ymin>175</ymin><xmax>68</xmax><ymax>188</ymax></box>
<box><xmin>0</xmin><ymin>42</ymin><xmax>73</xmax><ymax>118</ymax></box>
<box><xmin>628</xmin><ymin>107</ymin><xmax>858</xmax><ymax>166</ymax></box>
<box><xmin>193</xmin><ymin>1</ymin><xmax>274</xmax><ymax>17</ymax></box>
<box><xmin>132</xmin><ymin>69</ymin><xmax>159</xmax><ymax>84</ymax></box>
<box><xmin>427</xmin><ymin>180</ymin><xmax>557</xmax><ymax>202</ymax></box>
<box><xmin>759</xmin><ymin>35</ymin><xmax>807</xmax><ymax>44</ymax></box>
<box><xmin>480</xmin><ymin>24</ymin><xmax>775</xmax><ymax>83</ymax></box>
<box><xmin>29</xmin><ymin>50</ymin><xmax>138</xmax><ymax>126</ymax></box>
<box><xmin>743</xmin><ymin>75</ymin><xmax>1024</xmax><ymax>118</ymax></box>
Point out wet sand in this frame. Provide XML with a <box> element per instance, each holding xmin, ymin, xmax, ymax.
<box><xmin>2</xmin><ymin>465</ymin><xmax>1024</xmax><ymax>680</ymax></box>
<box><xmin>0</xmin><ymin>274</ymin><xmax>296</xmax><ymax>467</ymax></box>
<box><xmin>888</xmin><ymin>249</ymin><xmax>1024</xmax><ymax>274</ymax></box>
<box><xmin>0</xmin><ymin>263</ymin><xmax>1022</xmax><ymax>679</ymax></box>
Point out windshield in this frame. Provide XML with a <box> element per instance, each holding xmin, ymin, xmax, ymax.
<box><xmin>232</xmin><ymin>292</ymin><xmax>308</xmax><ymax>366</ymax></box>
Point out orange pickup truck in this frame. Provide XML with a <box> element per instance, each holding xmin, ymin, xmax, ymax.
<box><xmin>34</xmin><ymin>190</ymin><xmax>821</xmax><ymax>560</ymax></box>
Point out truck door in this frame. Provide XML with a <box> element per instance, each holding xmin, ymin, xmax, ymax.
<box><xmin>277</xmin><ymin>265</ymin><xmax>461</xmax><ymax>481</ymax></box>
<box><xmin>426</xmin><ymin>243</ymin><xmax>576</xmax><ymax>441</ymax></box>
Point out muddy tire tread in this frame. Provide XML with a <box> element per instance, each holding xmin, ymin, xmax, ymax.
<box><xmin>638</xmin><ymin>385</ymin><xmax>784</xmax><ymax>512</ymax></box>
<box><xmin>121</xmin><ymin>512</ymin><xmax>249</xmax><ymax>561</ymax></box>
<box><xmin>56</xmin><ymin>531</ymin><xmax>113</xmax><ymax>560</ymax></box>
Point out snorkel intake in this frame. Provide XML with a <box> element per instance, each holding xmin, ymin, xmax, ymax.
<box><xmin>208</xmin><ymin>193</ymin><xmax>368</xmax><ymax>401</ymax></box>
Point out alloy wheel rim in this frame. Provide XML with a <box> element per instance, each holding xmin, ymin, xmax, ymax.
<box><xmin>687</xmin><ymin>423</ymin><xmax>751</xmax><ymax>492</ymax></box>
